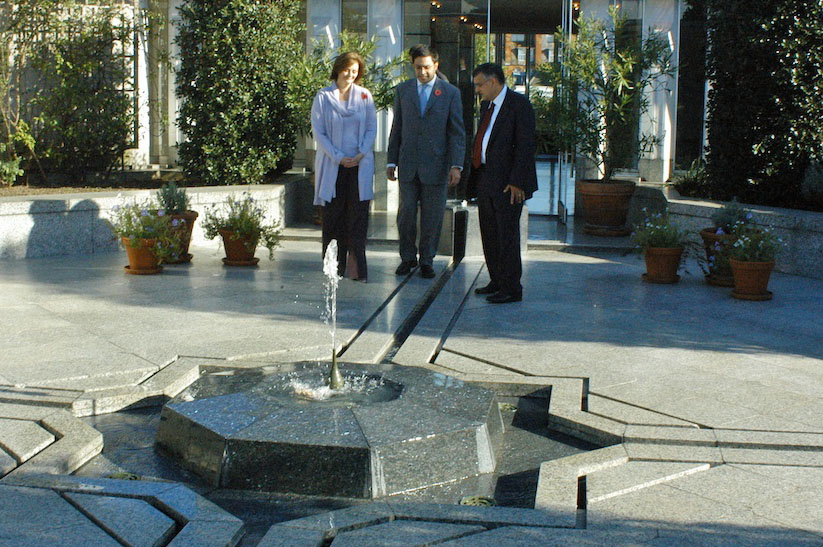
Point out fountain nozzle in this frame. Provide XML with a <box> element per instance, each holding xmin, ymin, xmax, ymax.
<box><xmin>328</xmin><ymin>350</ymin><xmax>344</xmax><ymax>390</ymax></box>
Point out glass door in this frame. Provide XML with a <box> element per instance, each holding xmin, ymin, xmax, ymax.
<box><xmin>555</xmin><ymin>0</ymin><xmax>577</xmax><ymax>222</ymax></box>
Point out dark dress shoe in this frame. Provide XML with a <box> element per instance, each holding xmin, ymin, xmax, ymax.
<box><xmin>486</xmin><ymin>291</ymin><xmax>522</xmax><ymax>304</ymax></box>
<box><xmin>420</xmin><ymin>264</ymin><xmax>436</xmax><ymax>279</ymax></box>
<box><xmin>395</xmin><ymin>260</ymin><xmax>417</xmax><ymax>275</ymax></box>
<box><xmin>474</xmin><ymin>283</ymin><xmax>499</xmax><ymax>295</ymax></box>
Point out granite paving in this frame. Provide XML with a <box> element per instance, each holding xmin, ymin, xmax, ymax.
<box><xmin>0</xmin><ymin>235</ymin><xmax>822</xmax><ymax>544</ymax></box>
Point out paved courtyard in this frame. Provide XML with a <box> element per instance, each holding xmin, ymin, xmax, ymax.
<box><xmin>1</xmin><ymin>233</ymin><xmax>822</xmax><ymax>545</ymax></box>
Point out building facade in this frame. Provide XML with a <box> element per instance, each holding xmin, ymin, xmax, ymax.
<box><xmin>141</xmin><ymin>0</ymin><xmax>695</xmax><ymax>215</ymax></box>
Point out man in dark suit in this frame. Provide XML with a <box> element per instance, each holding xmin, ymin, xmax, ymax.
<box><xmin>468</xmin><ymin>63</ymin><xmax>538</xmax><ymax>303</ymax></box>
<box><xmin>387</xmin><ymin>45</ymin><xmax>465</xmax><ymax>279</ymax></box>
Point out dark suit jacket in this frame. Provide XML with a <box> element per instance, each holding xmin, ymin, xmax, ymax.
<box><xmin>387</xmin><ymin>78</ymin><xmax>465</xmax><ymax>186</ymax></box>
<box><xmin>467</xmin><ymin>88</ymin><xmax>538</xmax><ymax>200</ymax></box>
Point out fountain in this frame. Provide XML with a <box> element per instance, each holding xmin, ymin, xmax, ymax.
<box><xmin>155</xmin><ymin>241</ymin><xmax>504</xmax><ymax>498</ymax></box>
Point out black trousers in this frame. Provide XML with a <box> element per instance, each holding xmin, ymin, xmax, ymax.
<box><xmin>477</xmin><ymin>167</ymin><xmax>523</xmax><ymax>295</ymax></box>
<box><xmin>322</xmin><ymin>166</ymin><xmax>370</xmax><ymax>280</ymax></box>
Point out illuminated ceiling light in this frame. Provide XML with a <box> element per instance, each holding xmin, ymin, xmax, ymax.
<box><xmin>431</xmin><ymin>17</ymin><xmax>436</xmax><ymax>22</ymax></box>
<box><xmin>572</xmin><ymin>1</ymin><xmax>580</xmax><ymax>10</ymax></box>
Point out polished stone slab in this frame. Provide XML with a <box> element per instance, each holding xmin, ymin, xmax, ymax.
<box><xmin>2</xmin><ymin>474</ymin><xmax>245</xmax><ymax>544</ymax></box>
<box><xmin>0</xmin><ymin>485</ymin><xmax>118</xmax><ymax>546</ymax></box>
<box><xmin>65</xmin><ymin>492</ymin><xmax>176</xmax><ymax>547</ymax></box>
<box><xmin>332</xmin><ymin>520</ymin><xmax>486</xmax><ymax>546</ymax></box>
<box><xmin>257</xmin><ymin>525</ymin><xmax>325</xmax><ymax>547</ymax></box>
<box><xmin>586</xmin><ymin>460</ymin><xmax>710</xmax><ymax>503</ymax></box>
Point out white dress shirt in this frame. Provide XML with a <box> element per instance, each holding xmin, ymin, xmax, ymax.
<box><xmin>480</xmin><ymin>85</ymin><xmax>507</xmax><ymax>165</ymax></box>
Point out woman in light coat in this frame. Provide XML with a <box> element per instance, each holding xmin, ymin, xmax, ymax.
<box><xmin>311</xmin><ymin>51</ymin><xmax>377</xmax><ymax>281</ymax></box>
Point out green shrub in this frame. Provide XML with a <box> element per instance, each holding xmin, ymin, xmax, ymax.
<box><xmin>710</xmin><ymin>199</ymin><xmax>750</xmax><ymax>233</ymax></box>
<box><xmin>175</xmin><ymin>0</ymin><xmax>303</xmax><ymax>186</ymax></box>
<box><xmin>727</xmin><ymin>221</ymin><xmax>783</xmax><ymax>263</ymax></box>
<box><xmin>29</xmin><ymin>8</ymin><xmax>135</xmax><ymax>181</ymax></box>
<box><xmin>201</xmin><ymin>193</ymin><xmax>281</xmax><ymax>259</ymax></box>
<box><xmin>156</xmin><ymin>182</ymin><xmax>190</xmax><ymax>215</ymax></box>
<box><xmin>672</xmin><ymin>158</ymin><xmax>708</xmax><ymax>198</ymax></box>
<box><xmin>704</xmin><ymin>0</ymin><xmax>823</xmax><ymax>208</ymax></box>
<box><xmin>631</xmin><ymin>210</ymin><xmax>687</xmax><ymax>250</ymax></box>
<box><xmin>287</xmin><ymin>31</ymin><xmax>403</xmax><ymax>137</ymax></box>
<box><xmin>108</xmin><ymin>199</ymin><xmax>183</xmax><ymax>262</ymax></box>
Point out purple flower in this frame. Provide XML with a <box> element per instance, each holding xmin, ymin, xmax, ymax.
<box><xmin>158</xmin><ymin>209</ymin><xmax>165</xmax><ymax>216</ymax></box>
<box><xmin>172</xmin><ymin>219</ymin><xmax>180</xmax><ymax>227</ymax></box>
<box><xmin>715</xmin><ymin>227</ymin><xmax>725</xmax><ymax>235</ymax></box>
<box><xmin>140</xmin><ymin>209</ymin><xmax>149</xmax><ymax>217</ymax></box>
<box><xmin>746</xmin><ymin>213</ymin><xmax>753</xmax><ymax>220</ymax></box>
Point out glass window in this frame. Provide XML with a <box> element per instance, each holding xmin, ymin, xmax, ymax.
<box><xmin>341</xmin><ymin>0</ymin><xmax>367</xmax><ymax>38</ymax></box>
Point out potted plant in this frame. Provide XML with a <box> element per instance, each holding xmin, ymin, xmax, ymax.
<box><xmin>108</xmin><ymin>199</ymin><xmax>182</xmax><ymax>274</ymax></box>
<box><xmin>201</xmin><ymin>193</ymin><xmax>281</xmax><ymax>266</ymax></box>
<box><xmin>727</xmin><ymin>221</ymin><xmax>783</xmax><ymax>300</ymax></box>
<box><xmin>156</xmin><ymin>182</ymin><xmax>198</xmax><ymax>263</ymax></box>
<box><xmin>631</xmin><ymin>210</ymin><xmax>688</xmax><ymax>284</ymax></box>
<box><xmin>699</xmin><ymin>199</ymin><xmax>750</xmax><ymax>287</ymax></box>
<box><xmin>536</xmin><ymin>7</ymin><xmax>675</xmax><ymax>236</ymax></box>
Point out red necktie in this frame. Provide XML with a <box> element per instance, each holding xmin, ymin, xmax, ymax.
<box><xmin>472</xmin><ymin>103</ymin><xmax>494</xmax><ymax>169</ymax></box>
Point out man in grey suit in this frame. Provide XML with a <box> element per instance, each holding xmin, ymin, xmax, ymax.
<box><xmin>387</xmin><ymin>44</ymin><xmax>465</xmax><ymax>279</ymax></box>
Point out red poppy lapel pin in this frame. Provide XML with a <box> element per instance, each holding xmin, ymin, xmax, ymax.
<box><xmin>434</xmin><ymin>89</ymin><xmax>442</xmax><ymax>96</ymax></box>
<box><xmin>361</xmin><ymin>92</ymin><xmax>368</xmax><ymax>100</ymax></box>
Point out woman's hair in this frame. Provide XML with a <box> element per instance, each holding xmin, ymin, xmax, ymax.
<box><xmin>330</xmin><ymin>52</ymin><xmax>366</xmax><ymax>84</ymax></box>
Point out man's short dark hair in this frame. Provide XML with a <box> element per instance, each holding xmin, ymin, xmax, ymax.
<box><xmin>409</xmin><ymin>44</ymin><xmax>439</xmax><ymax>64</ymax></box>
<box><xmin>472</xmin><ymin>63</ymin><xmax>505</xmax><ymax>85</ymax></box>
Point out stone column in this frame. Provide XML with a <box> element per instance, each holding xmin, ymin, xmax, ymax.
<box><xmin>147</xmin><ymin>0</ymin><xmax>172</xmax><ymax>167</ymax></box>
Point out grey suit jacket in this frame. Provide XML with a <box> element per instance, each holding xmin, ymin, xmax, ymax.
<box><xmin>387</xmin><ymin>77</ymin><xmax>465</xmax><ymax>185</ymax></box>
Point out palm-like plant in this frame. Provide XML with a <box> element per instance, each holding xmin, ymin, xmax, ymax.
<box><xmin>535</xmin><ymin>7</ymin><xmax>675</xmax><ymax>180</ymax></box>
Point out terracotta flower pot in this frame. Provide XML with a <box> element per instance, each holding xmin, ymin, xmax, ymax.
<box><xmin>122</xmin><ymin>237</ymin><xmax>162</xmax><ymax>275</ymax></box>
<box><xmin>164</xmin><ymin>210</ymin><xmax>199</xmax><ymax>264</ymax></box>
<box><xmin>219</xmin><ymin>229</ymin><xmax>259</xmax><ymax>266</ymax></box>
<box><xmin>642</xmin><ymin>247</ymin><xmax>683</xmax><ymax>284</ymax></box>
<box><xmin>699</xmin><ymin>228</ymin><xmax>734</xmax><ymax>287</ymax></box>
<box><xmin>579</xmin><ymin>180</ymin><xmax>636</xmax><ymax>236</ymax></box>
<box><xmin>729</xmin><ymin>258</ymin><xmax>774</xmax><ymax>300</ymax></box>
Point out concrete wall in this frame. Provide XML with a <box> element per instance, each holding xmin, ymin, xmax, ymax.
<box><xmin>668</xmin><ymin>193</ymin><xmax>823</xmax><ymax>280</ymax></box>
<box><xmin>0</xmin><ymin>176</ymin><xmax>312</xmax><ymax>260</ymax></box>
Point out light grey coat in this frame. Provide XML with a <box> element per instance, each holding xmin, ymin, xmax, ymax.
<box><xmin>311</xmin><ymin>83</ymin><xmax>377</xmax><ymax>206</ymax></box>
<box><xmin>387</xmin><ymin>77</ymin><xmax>465</xmax><ymax>185</ymax></box>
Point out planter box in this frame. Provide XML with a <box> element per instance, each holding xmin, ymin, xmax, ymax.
<box><xmin>0</xmin><ymin>176</ymin><xmax>310</xmax><ymax>260</ymax></box>
<box><xmin>667</xmin><ymin>192</ymin><xmax>823</xmax><ymax>280</ymax></box>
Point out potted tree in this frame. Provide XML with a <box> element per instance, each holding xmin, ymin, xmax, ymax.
<box><xmin>108</xmin><ymin>199</ymin><xmax>182</xmax><ymax>274</ymax></box>
<box><xmin>201</xmin><ymin>193</ymin><xmax>281</xmax><ymax>266</ymax></box>
<box><xmin>699</xmin><ymin>199</ymin><xmax>750</xmax><ymax>286</ymax></box>
<box><xmin>537</xmin><ymin>7</ymin><xmax>675</xmax><ymax>235</ymax></box>
<box><xmin>156</xmin><ymin>182</ymin><xmax>198</xmax><ymax>263</ymax></box>
<box><xmin>727</xmin><ymin>220</ymin><xmax>783</xmax><ymax>300</ymax></box>
<box><xmin>631</xmin><ymin>210</ymin><xmax>688</xmax><ymax>284</ymax></box>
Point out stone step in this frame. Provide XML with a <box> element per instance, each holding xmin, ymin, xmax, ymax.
<box><xmin>0</xmin><ymin>447</ymin><xmax>16</xmax><ymax>475</ymax></box>
<box><xmin>587</xmin><ymin>460</ymin><xmax>710</xmax><ymax>504</ymax></box>
<box><xmin>0</xmin><ymin>418</ymin><xmax>55</xmax><ymax>462</ymax></box>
